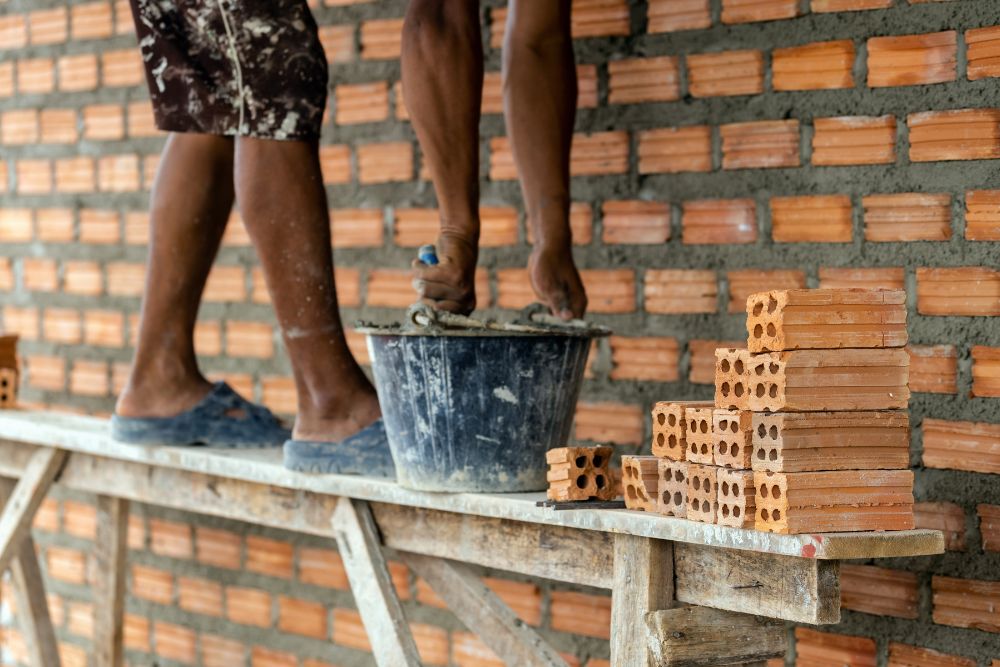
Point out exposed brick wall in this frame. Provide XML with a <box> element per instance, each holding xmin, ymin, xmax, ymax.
<box><xmin>1</xmin><ymin>0</ymin><xmax>1000</xmax><ymax>665</ymax></box>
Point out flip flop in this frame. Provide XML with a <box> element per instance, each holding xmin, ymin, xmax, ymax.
<box><xmin>283</xmin><ymin>419</ymin><xmax>396</xmax><ymax>479</ymax></box>
<box><xmin>110</xmin><ymin>382</ymin><xmax>290</xmax><ymax>448</ymax></box>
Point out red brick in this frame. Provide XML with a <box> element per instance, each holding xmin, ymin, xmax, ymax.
<box><xmin>101</xmin><ymin>48</ymin><xmax>143</xmax><ymax>87</ymax></box>
<box><xmin>916</xmin><ymin>267</ymin><xmax>1000</xmax><ymax>316</ymax></box>
<box><xmin>0</xmin><ymin>62</ymin><xmax>13</xmax><ymax>98</ymax></box>
<box><xmin>201</xmin><ymin>634</ymin><xmax>245</xmax><ymax>667</ymax></box>
<box><xmin>932</xmin><ymin>576</ymin><xmax>1000</xmax><ymax>632</ymax></box>
<box><xmin>67</xmin><ymin>264</ymin><xmax>105</xmax><ymax>298</ymax></box>
<box><xmin>319</xmin><ymin>24</ymin><xmax>354</xmax><ymax>64</ymax></box>
<box><xmin>277</xmin><ymin>596</ymin><xmax>327</xmax><ymax>639</ymax></box>
<box><xmin>358</xmin><ymin>141</ymin><xmax>411</xmax><ymax>184</ymax></box>
<box><xmin>907</xmin><ymin>345</ymin><xmax>957</xmax><ymax>394</ymax></box>
<box><xmin>914</xmin><ymin>502</ymin><xmax>965</xmax><ymax>551</ymax></box>
<box><xmin>71</xmin><ymin>2</ymin><xmax>114</xmax><ymax>40</ymax></box>
<box><xmin>888</xmin><ymin>643</ymin><xmax>976</xmax><ymax>667</ymax></box>
<box><xmin>29</xmin><ymin>8</ymin><xmax>67</xmax><ymax>45</ymax></box>
<box><xmin>298</xmin><ymin>546</ymin><xmax>349</xmax><ymax>589</ymax></box>
<box><xmin>688</xmin><ymin>50</ymin><xmax>764</xmax><ymax>97</ymax></box>
<box><xmin>226</xmin><ymin>586</ymin><xmax>272</xmax><ymax>628</ymax></box>
<box><xmin>178</xmin><ymin>576</ymin><xmax>223</xmax><ymax>617</ymax></box>
<box><xmin>79</xmin><ymin>209</ymin><xmax>120</xmax><ymax>244</ymax></box>
<box><xmin>722</xmin><ymin>0</ymin><xmax>798</xmax><ymax>24</ymax></box>
<box><xmin>40</xmin><ymin>109</ymin><xmax>78</xmax><ymax>143</ymax></box>
<box><xmin>967</xmin><ymin>26</ymin><xmax>1000</xmax><ymax>80</ymax></box>
<box><xmin>149</xmin><ymin>518</ymin><xmax>192</xmax><ymax>559</ymax></box>
<box><xmin>226</xmin><ymin>321</ymin><xmax>274</xmax><ymax>359</ymax></box>
<box><xmin>97</xmin><ymin>154</ymin><xmax>140</xmax><ymax>192</ymax></box>
<box><xmin>647</xmin><ymin>0</ymin><xmax>710</xmax><ymax>32</ymax></box>
<box><xmin>154</xmin><ymin>621</ymin><xmax>196</xmax><ymax>664</ymax></box>
<box><xmin>0</xmin><ymin>257</ymin><xmax>11</xmax><ymax>291</ymax></box>
<box><xmin>721</xmin><ymin>120</ymin><xmax>800</xmax><ymax>169</ymax></box>
<box><xmin>123</xmin><ymin>614</ymin><xmax>150</xmax><ymax>653</ymax></box>
<box><xmin>113</xmin><ymin>0</ymin><xmax>133</xmax><ymax>35</ymax></box>
<box><xmin>922</xmin><ymin>418</ymin><xmax>1000</xmax><ymax>475</ymax></box>
<box><xmin>644</xmin><ymin>269</ymin><xmax>718</xmax><ymax>314</ymax></box>
<box><xmin>47</xmin><ymin>547</ymin><xmax>87</xmax><ymax>585</ymax></box>
<box><xmin>965</xmin><ymin>190</ymin><xmax>1000</xmax><ymax>240</ymax></box>
<box><xmin>18</xmin><ymin>57</ymin><xmax>56</xmax><ymax>94</ymax></box>
<box><xmin>908</xmin><ymin>109</ymin><xmax>1000</xmax><ymax>162</ymax></box>
<box><xmin>638</xmin><ymin>125</ymin><xmax>712</xmax><ymax>174</ymax></box>
<box><xmin>574</xmin><ymin>402</ymin><xmax>643</xmax><ymax>445</ymax></box>
<box><xmin>569</xmin><ymin>131</ymin><xmax>629</xmax><ymax>176</ymax></box>
<box><xmin>70</xmin><ymin>360</ymin><xmax>109</xmax><ymax>397</ymax></box>
<box><xmin>0</xmin><ymin>14</ymin><xmax>27</xmax><ymax>49</ymax></box>
<box><xmin>252</xmin><ymin>646</ymin><xmax>296</xmax><ymax>667</ymax></box>
<box><xmin>57</xmin><ymin>54</ymin><xmax>98</xmax><ymax>91</ymax></box>
<box><xmin>55</xmin><ymin>157</ymin><xmax>96</xmax><ymax>193</ymax></box>
<box><xmin>571</xmin><ymin>0</ymin><xmax>630</xmax><ymax>37</ymax></box>
<box><xmin>0</xmin><ymin>208</ymin><xmax>33</xmax><ymax>242</ymax></box>
<box><xmin>813</xmin><ymin>0</ymin><xmax>891</xmax><ymax>10</ymax></box>
<box><xmin>62</xmin><ymin>500</ymin><xmax>97</xmax><ymax>539</ymax></box>
<box><xmin>335</xmin><ymin>81</ymin><xmax>389</xmax><ymax>125</ymax></box>
<box><xmin>23</xmin><ymin>258</ymin><xmax>58</xmax><ymax>292</ymax></box>
<box><xmin>812</xmin><ymin>116</ymin><xmax>897</xmax><ymax>166</ymax></box>
<box><xmin>360</xmin><ymin>18</ymin><xmax>403</xmax><ymax>60</ymax></box>
<box><xmin>868</xmin><ymin>32</ymin><xmax>957</xmax><ymax>87</ymax></box>
<box><xmin>332</xmin><ymin>608</ymin><xmax>370</xmax><ymax>651</ymax></box>
<box><xmin>195</xmin><ymin>526</ymin><xmax>242</xmax><ymax>569</ymax></box>
<box><xmin>607</xmin><ymin>57</ymin><xmax>680</xmax><ymax>104</ymax></box>
<box><xmin>549</xmin><ymin>590</ymin><xmax>611</xmax><ymax>639</ymax></box>
<box><xmin>16</xmin><ymin>159</ymin><xmax>52</xmax><ymax>194</ymax></box>
<box><xmin>246</xmin><ymin>535</ymin><xmax>293</xmax><ymax>578</ymax></box>
<box><xmin>259</xmin><ymin>376</ymin><xmax>295</xmax><ymax>415</ymax></box>
<box><xmin>682</xmin><ymin>198</ymin><xmax>757</xmax><ymax>244</ymax></box>
<box><xmin>774</xmin><ymin>40</ymin><xmax>855</xmax><ymax>90</ymax></box>
<box><xmin>863</xmin><ymin>192</ymin><xmax>951</xmax><ymax>241</ymax></box>
<box><xmin>840</xmin><ymin>564</ymin><xmax>919</xmax><ymax>618</ymax></box>
<box><xmin>771</xmin><ymin>195</ymin><xmax>853</xmax><ymax>243</ymax></box>
<box><xmin>131</xmin><ymin>565</ymin><xmax>173</xmax><ymax>604</ymax></box>
<box><xmin>27</xmin><ymin>355</ymin><xmax>65</xmax><ymax>392</ymax></box>
<box><xmin>726</xmin><ymin>269</ymin><xmax>806</xmax><ymax>313</ymax></box>
<box><xmin>817</xmin><ymin>267</ymin><xmax>905</xmax><ymax>290</ymax></box>
<box><xmin>367</xmin><ymin>268</ymin><xmax>420</xmax><ymax>308</ymax></box>
<box><xmin>979</xmin><ymin>504</ymin><xmax>1000</xmax><ymax>553</ymax></box>
<box><xmin>318</xmin><ymin>144</ymin><xmax>351</xmax><ymax>184</ymax></box>
<box><xmin>609</xmin><ymin>336</ymin><xmax>680</xmax><ymax>382</ymax></box>
<box><xmin>972</xmin><ymin>346</ymin><xmax>1000</xmax><ymax>398</ymax></box>
<box><xmin>4</xmin><ymin>306</ymin><xmax>40</xmax><ymax>340</ymax></box>
<box><xmin>203</xmin><ymin>265</ymin><xmax>247</xmax><ymax>302</ymax></box>
<box><xmin>453</xmin><ymin>632</ymin><xmax>503</xmax><ymax>667</ymax></box>
<box><xmin>794</xmin><ymin>628</ymin><xmax>876</xmax><ymax>667</ymax></box>
<box><xmin>194</xmin><ymin>321</ymin><xmax>222</xmax><ymax>356</ymax></box>
<box><xmin>43</xmin><ymin>308</ymin><xmax>81</xmax><ymax>344</ymax></box>
<box><xmin>602</xmin><ymin>200</ymin><xmax>670</xmax><ymax>244</ymax></box>
<box><xmin>411</xmin><ymin>622</ymin><xmax>450</xmax><ymax>666</ymax></box>
<box><xmin>1</xmin><ymin>109</ymin><xmax>38</xmax><ymax>145</ymax></box>
<box><xmin>328</xmin><ymin>208</ymin><xmax>381</xmax><ymax>249</ymax></box>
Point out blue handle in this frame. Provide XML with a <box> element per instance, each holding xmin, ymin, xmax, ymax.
<box><xmin>418</xmin><ymin>244</ymin><xmax>439</xmax><ymax>266</ymax></box>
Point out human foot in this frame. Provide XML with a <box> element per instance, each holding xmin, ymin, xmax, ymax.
<box><xmin>115</xmin><ymin>376</ymin><xmax>214</xmax><ymax>419</ymax></box>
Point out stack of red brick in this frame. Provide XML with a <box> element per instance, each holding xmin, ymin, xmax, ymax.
<box><xmin>621</xmin><ymin>288</ymin><xmax>915</xmax><ymax>534</ymax></box>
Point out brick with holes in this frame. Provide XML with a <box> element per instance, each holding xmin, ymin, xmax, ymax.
<box><xmin>715</xmin><ymin>348</ymin><xmax>751</xmax><ymax>410</ymax></box>
<box><xmin>751</xmin><ymin>411</ymin><xmax>910</xmax><ymax>472</ymax></box>
<box><xmin>684</xmin><ymin>406</ymin><xmax>715</xmax><ymax>464</ymax></box>
<box><xmin>746</xmin><ymin>348</ymin><xmax>909</xmax><ymax>412</ymax></box>
<box><xmin>745</xmin><ymin>289</ymin><xmax>907</xmax><ymax>353</ymax></box>
<box><xmin>0</xmin><ymin>368</ymin><xmax>18</xmax><ymax>407</ymax></box>
<box><xmin>753</xmin><ymin>470</ymin><xmax>914</xmax><ymax>534</ymax></box>
<box><xmin>546</xmin><ymin>446</ymin><xmax>616</xmax><ymax>502</ymax></box>
<box><xmin>686</xmin><ymin>463</ymin><xmax>718</xmax><ymax>523</ymax></box>
<box><xmin>713</xmin><ymin>409</ymin><xmax>753</xmax><ymax>469</ymax></box>
<box><xmin>622</xmin><ymin>455</ymin><xmax>659</xmax><ymax>512</ymax></box>
<box><xmin>717</xmin><ymin>468</ymin><xmax>756</xmax><ymax>529</ymax></box>
<box><xmin>651</xmin><ymin>400</ymin><xmax>714</xmax><ymax>460</ymax></box>
<box><xmin>656</xmin><ymin>458</ymin><xmax>687</xmax><ymax>518</ymax></box>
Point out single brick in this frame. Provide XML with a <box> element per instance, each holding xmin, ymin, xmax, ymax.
<box><xmin>818</xmin><ymin>267</ymin><xmax>905</xmax><ymax>291</ymax></box>
<box><xmin>19</xmin><ymin>57</ymin><xmax>56</xmax><ymax>94</ymax></box>
<box><xmin>154</xmin><ymin>621</ymin><xmax>196</xmax><ymax>664</ymax></box>
<box><xmin>637</xmin><ymin>126</ymin><xmax>712</xmax><ymax>174</ymax></box>
<box><xmin>746</xmin><ymin>348</ymin><xmax>910</xmax><ymax>412</ymax></box>
<box><xmin>754</xmin><ymin>470</ymin><xmax>914</xmax><ymax>534</ymax></box>
<box><xmin>331</xmin><ymin>208</ymin><xmax>384</xmax><ymax>248</ymax></box>
<box><xmin>622</xmin><ymin>455</ymin><xmax>659</xmax><ymax>512</ymax></box>
<box><xmin>609</xmin><ymin>336</ymin><xmax>680</xmax><ymax>382</ymax></box>
<box><xmin>647</xmin><ymin>0</ymin><xmax>710</xmax><ymax>33</ymax></box>
<box><xmin>717</xmin><ymin>468</ymin><xmax>755</xmax><ymax>528</ymax></box>
<box><xmin>1</xmin><ymin>109</ymin><xmax>38</xmax><ymax>145</ymax></box>
<box><xmin>867</xmin><ymin>31</ymin><xmax>956</xmax><ymax>87</ymax></box>
<box><xmin>360</xmin><ymin>18</ymin><xmax>403</xmax><ymax>60</ymax></box>
<box><xmin>752</xmin><ymin>411</ymin><xmax>910</xmax><ymax>473</ymax></box>
<box><xmin>651</xmin><ymin>400</ymin><xmax>714</xmax><ymax>460</ymax></box>
<box><xmin>771</xmin><ymin>195</ymin><xmax>853</xmax><ymax>243</ymax></box>
<box><xmin>887</xmin><ymin>643</ymin><xmax>976</xmax><ymax>667</ymax></box>
<box><xmin>318</xmin><ymin>24</ymin><xmax>354</xmax><ymax>64</ymax></box>
<box><xmin>977</xmin><ymin>504</ymin><xmax>1000</xmax><ymax>553</ymax></box>
<box><xmin>546</xmin><ymin>446</ymin><xmax>615</xmax><ymax>501</ymax></box>
<box><xmin>71</xmin><ymin>2</ymin><xmax>113</xmax><ymax>40</ymax></box>
<box><xmin>571</xmin><ymin>0</ymin><xmax>630</xmax><ymax>37</ymax></box>
<box><xmin>773</xmin><ymin>40</ymin><xmax>854</xmax><ymax>91</ymax></box>
<box><xmin>713</xmin><ymin>409</ymin><xmax>753</xmax><ymax>469</ymax></box>
<box><xmin>0</xmin><ymin>14</ymin><xmax>27</xmax><ymax>49</ymax></box>
<box><xmin>916</xmin><ymin>267</ymin><xmax>1000</xmax><ymax>316</ymax></box>
<box><xmin>727</xmin><ymin>269</ymin><xmax>806</xmax><ymax>314</ymax></box>
<box><xmin>602</xmin><ymin>200</ymin><xmax>670</xmax><ymax>245</ymax></box>
<box><xmin>358</xmin><ymin>142</ymin><xmax>412</xmax><ymax>184</ymax></box>
<box><xmin>608</xmin><ymin>56</ymin><xmax>680</xmax><ymax>104</ymax></box>
<box><xmin>684</xmin><ymin>406</ymin><xmax>715</xmax><ymax>465</ymax></box>
<box><xmin>922</xmin><ymin>418</ymin><xmax>1000</xmax><ymax>475</ymax></box>
<box><xmin>812</xmin><ymin>116</ymin><xmax>896</xmax><ymax>166</ymax></box>
<box><xmin>687</xmin><ymin>50</ymin><xmax>763</xmax><ymax>98</ymax></box>
<box><xmin>318</xmin><ymin>144</ymin><xmax>351</xmax><ymax>184</ymax></box>
<box><xmin>715</xmin><ymin>348</ymin><xmax>751</xmax><ymax>411</ymax></box>
<box><xmin>813</xmin><ymin>0</ymin><xmax>891</xmax><ymax>12</ymax></box>
<box><xmin>841</xmin><ymin>564</ymin><xmax>919</xmax><ymax>619</ymax></box>
<box><xmin>907</xmin><ymin>345</ymin><xmax>957</xmax><ymax>394</ymax></box>
<box><xmin>863</xmin><ymin>192</ymin><xmax>951</xmax><ymax>242</ymax></box>
<box><xmin>656</xmin><ymin>459</ymin><xmax>687</xmax><ymax>517</ymax></box>
<box><xmin>967</xmin><ymin>26</ymin><xmax>1000</xmax><ymax>80</ymax></box>
<box><xmin>570</xmin><ymin>131</ymin><xmax>629</xmax><ymax>176</ymax></box>
<box><xmin>721</xmin><ymin>0</ymin><xmax>798</xmax><ymax>24</ymax></box>
<box><xmin>965</xmin><ymin>190</ymin><xmax>1000</xmax><ymax>241</ymax></box>
<box><xmin>914</xmin><ymin>502</ymin><xmax>965</xmax><ymax>551</ymax></box>
<box><xmin>100</xmin><ymin>48</ymin><xmax>143</xmax><ymax>87</ymax></box>
<box><xmin>644</xmin><ymin>269</ymin><xmax>718</xmax><ymax>314</ymax></box>
<box><xmin>931</xmin><ymin>576</ymin><xmax>1000</xmax><ymax>633</ymax></box>
<box><xmin>40</xmin><ymin>109</ymin><xmax>78</xmax><ymax>144</ymax></box>
<box><xmin>908</xmin><ymin>109</ymin><xmax>1000</xmax><ymax>162</ymax></box>
<box><xmin>335</xmin><ymin>81</ymin><xmax>389</xmax><ymax>125</ymax></box>
<box><xmin>682</xmin><ymin>198</ymin><xmax>757</xmax><ymax>245</ymax></box>
<box><xmin>721</xmin><ymin>120</ymin><xmax>800</xmax><ymax>169</ymax></box>
<box><xmin>57</xmin><ymin>54</ymin><xmax>98</xmax><ymax>92</ymax></box>
<box><xmin>972</xmin><ymin>346</ymin><xmax>1000</xmax><ymax>398</ymax></box>
<box><xmin>686</xmin><ymin>463</ymin><xmax>718</xmax><ymax>523</ymax></box>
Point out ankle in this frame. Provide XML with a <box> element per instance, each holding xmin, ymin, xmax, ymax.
<box><xmin>116</xmin><ymin>364</ymin><xmax>212</xmax><ymax>418</ymax></box>
<box><xmin>293</xmin><ymin>389</ymin><xmax>381</xmax><ymax>442</ymax></box>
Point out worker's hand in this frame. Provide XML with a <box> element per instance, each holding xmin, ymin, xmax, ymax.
<box><xmin>529</xmin><ymin>244</ymin><xmax>588</xmax><ymax>321</ymax></box>
<box><xmin>412</xmin><ymin>232</ymin><xmax>478</xmax><ymax>315</ymax></box>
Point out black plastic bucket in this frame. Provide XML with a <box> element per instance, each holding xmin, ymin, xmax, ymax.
<box><xmin>363</xmin><ymin>308</ymin><xmax>605</xmax><ymax>492</ymax></box>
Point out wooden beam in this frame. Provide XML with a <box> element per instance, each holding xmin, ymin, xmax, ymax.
<box><xmin>0</xmin><ymin>448</ymin><xmax>66</xmax><ymax>573</ymax></box>
<box><xmin>674</xmin><ymin>543</ymin><xmax>840</xmax><ymax>624</ymax></box>
<box><xmin>93</xmin><ymin>496</ymin><xmax>129</xmax><ymax>667</ymax></box>
<box><xmin>645</xmin><ymin>606</ymin><xmax>786</xmax><ymax>667</ymax></box>
<box><xmin>403</xmin><ymin>553</ymin><xmax>566</xmax><ymax>667</ymax></box>
<box><xmin>373</xmin><ymin>503</ymin><xmax>612</xmax><ymax>589</ymax></box>
<box><xmin>0</xmin><ymin>479</ymin><xmax>61</xmax><ymax>667</ymax></box>
<box><xmin>610</xmin><ymin>536</ymin><xmax>674</xmax><ymax>667</ymax></box>
<box><xmin>331</xmin><ymin>498</ymin><xmax>420</xmax><ymax>667</ymax></box>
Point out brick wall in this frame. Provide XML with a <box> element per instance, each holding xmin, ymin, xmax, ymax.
<box><xmin>1</xmin><ymin>0</ymin><xmax>1000</xmax><ymax>664</ymax></box>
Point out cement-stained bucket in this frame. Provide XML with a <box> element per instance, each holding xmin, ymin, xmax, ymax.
<box><xmin>360</xmin><ymin>305</ymin><xmax>609</xmax><ymax>492</ymax></box>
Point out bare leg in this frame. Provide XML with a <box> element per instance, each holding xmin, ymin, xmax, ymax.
<box><xmin>504</xmin><ymin>0</ymin><xmax>587</xmax><ymax>319</ymax></box>
<box><xmin>233</xmin><ymin>137</ymin><xmax>379</xmax><ymax>441</ymax></box>
<box><xmin>402</xmin><ymin>0</ymin><xmax>482</xmax><ymax>314</ymax></box>
<box><xmin>116</xmin><ymin>133</ymin><xmax>234</xmax><ymax>418</ymax></box>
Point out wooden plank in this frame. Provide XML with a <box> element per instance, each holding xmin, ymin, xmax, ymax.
<box><xmin>93</xmin><ymin>496</ymin><xmax>129</xmax><ymax>667</ymax></box>
<box><xmin>0</xmin><ymin>480</ymin><xmax>61</xmax><ymax>667</ymax></box>
<box><xmin>645</xmin><ymin>606</ymin><xmax>785</xmax><ymax>667</ymax></box>
<box><xmin>674</xmin><ymin>542</ymin><xmax>840</xmax><ymax>624</ymax></box>
<box><xmin>331</xmin><ymin>498</ymin><xmax>420</xmax><ymax>667</ymax></box>
<box><xmin>403</xmin><ymin>553</ymin><xmax>565</xmax><ymax>667</ymax></box>
<box><xmin>0</xmin><ymin>448</ymin><xmax>66</xmax><ymax>573</ymax></box>
<box><xmin>611</xmin><ymin>536</ymin><xmax>674</xmax><ymax>667</ymax></box>
<box><xmin>373</xmin><ymin>503</ymin><xmax>612</xmax><ymax>588</ymax></box>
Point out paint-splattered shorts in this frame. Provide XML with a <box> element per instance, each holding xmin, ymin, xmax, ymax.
<box><xmin>128</xmin><ymin>0</ymin><xmax>328</xmax><ymax>141</ymax></box>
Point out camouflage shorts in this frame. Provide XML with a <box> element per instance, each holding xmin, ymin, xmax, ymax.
<box><xmin>128</xmin><ymin>0</ymin><xmax>329</xmax><ymax>141</ymax></box>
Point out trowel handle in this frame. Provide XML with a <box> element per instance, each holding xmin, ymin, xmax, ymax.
<box><xmin>418</xmin><ymin>244</ymin><xmax>439</xmax><ymax>266</ymax></box>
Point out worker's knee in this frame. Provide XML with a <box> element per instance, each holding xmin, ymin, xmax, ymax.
<box><xmin>404</xmin><ymin>0</ymin><xmax>478</xmax><ymax>45</ymax></box>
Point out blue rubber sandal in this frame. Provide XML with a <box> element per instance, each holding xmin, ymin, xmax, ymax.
<box><xmin>110</xmin><ymin>382</ymin><xmax>290</xmax><ymax>448</ymax></box>
<box><xmin>283</xmin><ymin>419</ymin><xmax>396</xmax><ymax>478</ymax></box>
